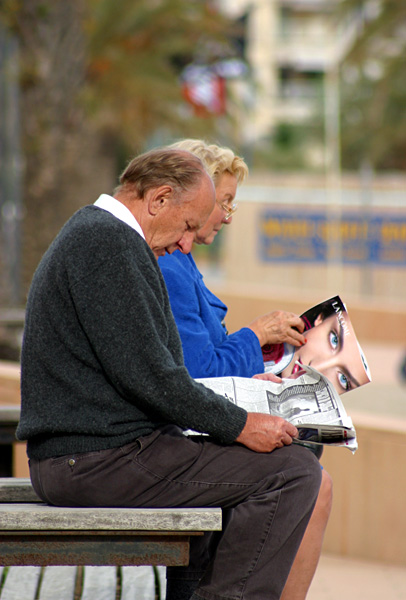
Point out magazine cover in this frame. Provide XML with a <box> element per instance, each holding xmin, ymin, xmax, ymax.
<box><xmin>262</xmin><ymin>295</ymin><xmax>371</xmax><ymax>397</ymax></box>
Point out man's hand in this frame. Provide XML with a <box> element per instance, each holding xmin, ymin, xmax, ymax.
<box><xmin>236</xmin><ymin>413</ymin><xmax>299</xmax><ymax>453</ymax></box>
<box><xmin>248</xmin><ymin>310</ymin><xmax>305</xmax><ymax>348</ymax></box>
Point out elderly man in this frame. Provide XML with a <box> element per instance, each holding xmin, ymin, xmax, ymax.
<box><xmin>17</xmin><ymin>148</ymin><xmax>321</xmax><ymax>600</ymax></box>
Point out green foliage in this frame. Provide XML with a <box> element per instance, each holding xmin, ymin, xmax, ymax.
<box><xmin>339</xmin><ymin>0</ymin><xmax>406</xmax><ymax>170</ymax></box>
<box><xmin>251</xmin><ymin>121</ymin><xmax>324</xmax><ymax>172</ymax></box>
<box><xmin>83</xmin><ymin>0</ymin><xmax>239</xmax><ymax>153</ymax></box>
<box><xmin>0</xmin><ymin>0</ymin><xmax>242</xmax><ymax>155</ymax></box>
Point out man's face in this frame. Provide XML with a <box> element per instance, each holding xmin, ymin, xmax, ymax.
<box><xmin>148</xmin><ymin>172</ymin><xmax>215</xmax><ymax>258</ymax></box>
<box><xmin>282</xmin><ymin>312</ymin><xmax>370</xmax><ymax>395</ymax></box>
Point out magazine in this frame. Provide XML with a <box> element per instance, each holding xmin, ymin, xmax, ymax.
<box><xmin>261</xmin><ymin>295</ymin><xmax>371</xmax><ymax>398</ymax></box>
<box><xmin>195</xmin><ymin>296</ymin><xmax>371</xmax><ymax>453</ymax></box>
<box><xmin>196</xmin><ymin>364</ymin><xmax>359</xmax><ymax>452</ymax></box>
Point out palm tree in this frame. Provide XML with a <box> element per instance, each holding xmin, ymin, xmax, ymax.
<box><xmin>0</xmin><ymin>0</ymin><xmax>240</xmax><ymax>297</ymax></box>
<box><xmin>85</xmin><ymin>0</ymin><xmax>238</xmax><ymax>151</ymax></box>
<box><xmin>339</xmin><ymin>0</ymin><xmax>406</xmax><ymax>170</ymax></box>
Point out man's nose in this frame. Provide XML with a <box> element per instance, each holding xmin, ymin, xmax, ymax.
<box><xmin>177</xmin><ymin>231</ymin><xmax>195</xmax><ymax>254</ymax></box>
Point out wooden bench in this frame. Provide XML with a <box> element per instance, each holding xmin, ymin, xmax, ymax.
<box><xmin>0</xmin><ymin>406</ymin><xmax>20</xmax><ymax>445</ymax></box>
<box><xmin>0</xmin><ymin>362</ymin><xmax>25</xmax><ymax>477</ymax></box>
<box><xmin>0</xmin><ymin>477</ymin><xmax>222</xmax><ymax>599</ymax></box>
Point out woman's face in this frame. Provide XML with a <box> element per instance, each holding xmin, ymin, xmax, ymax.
<box><xmin>194</xmin><ymin>172</ymin><xmax>238</xmax><ymax>245</ymax></box>
<box><xmin>282</xmin><ymin>312</ymin><xmax>369</xmax><ymax>395</ymax></box>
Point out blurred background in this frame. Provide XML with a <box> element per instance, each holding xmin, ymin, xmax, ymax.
<box><xmin>0</xmin><ymin>0</ymin><xmax>405</xmax><ymax>590</ymax></box>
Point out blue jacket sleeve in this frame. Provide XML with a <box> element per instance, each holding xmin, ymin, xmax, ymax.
<box><xmin>159</xmin><ymin>253</ymin><xmax>264</xmax><ymax>379</ymax></box>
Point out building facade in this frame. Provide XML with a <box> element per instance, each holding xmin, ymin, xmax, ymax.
<box><xmin>220</xmin><ymin>0</ymin><xmax>356</xmax><ymax>150</ymax></box>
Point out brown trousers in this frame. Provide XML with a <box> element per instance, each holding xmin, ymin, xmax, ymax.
<box><xmin>29</xmin><ymin>426</ymin><xmax>321</xmax><ymax>600</ymax></box>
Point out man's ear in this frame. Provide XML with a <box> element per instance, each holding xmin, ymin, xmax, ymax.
<box><xmin>147</xmin><ymin>185</ymin><xmax>173</xmax><ymax>216</ymax></box>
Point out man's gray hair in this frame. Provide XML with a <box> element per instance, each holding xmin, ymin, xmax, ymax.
<box><xmin>115</xmin><ymin>148</ymin><xmax>206</xmax><ymax>200</ymax></box>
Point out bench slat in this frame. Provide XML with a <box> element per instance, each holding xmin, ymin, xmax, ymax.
<box><xmin>0</xmin><ymin>503</ymin><xmax>222</xmax><ymax>532</ymax></box>
<box><xmin>81</xmin><ymin>566</ymin><xmax>117</xmax><ymax>600</ymax></box>
<box><xmin>0</xmin><ymin>478</ymin><xmax>40</xmax><ymax>503</ymax></box>
<box><xmin>121</xmin><ymin>566</ymin><xmax>156</xmax><ymax>600</ymax></box>
<box><xmin>156</xmin><ymin>566</ymin><xmax>167</xmax><ymax>600</ymax></box>
<box><xmin>38</xmin><ymin>566</ymin><xmax>77</xmax><ymax>600</ymax></box>
<box><xmin>0</xmin><ymin>407</ymin><xmax>20</xmax><ymax>423</ymax></box>
<box><xmin>1</xmin><ymin>566</ymin><xmax>41</xmax><ymax>600</ymax></box>
<box><xmin>0</xmin><ymin>533</ymin><xmax>192</xmax><ymax>567</ymax></box>
<box><xmin>0</xmin><ymin>566</ymin><xmax>161</xmax><ymax>600</ymax></box>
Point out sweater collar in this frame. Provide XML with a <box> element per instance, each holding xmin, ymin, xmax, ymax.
<box><xmin>94</xmin><ymin>194</ymin><xmax>145</xmax><ymax>240</ymax></box>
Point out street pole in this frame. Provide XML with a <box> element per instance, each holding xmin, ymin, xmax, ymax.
<box><xmin>324</xmin><ymin>59</ymin><xmax>343</xmax><ymax>295</ymax></box>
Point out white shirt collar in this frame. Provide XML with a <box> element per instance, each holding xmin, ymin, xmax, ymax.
<box><xmin>93</xmin><ymin>194</ymin><xmax>145</xmax><ymax>240</ymax></box>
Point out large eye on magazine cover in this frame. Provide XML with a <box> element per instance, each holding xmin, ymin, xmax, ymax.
<box><xmin>262</xmin><ymin>295</ymin><xmax>371</xmax><ymax>396</ymax></box>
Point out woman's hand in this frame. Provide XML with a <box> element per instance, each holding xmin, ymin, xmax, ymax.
<box><xmin>248</xmin><ymin>310</ymin><xmax>306</xmax><ymax>348</ymax></box>
<box><xmin>252</xmin><ymin>372</ymin><xmax>282</xmax><ymax>383</ymax></box>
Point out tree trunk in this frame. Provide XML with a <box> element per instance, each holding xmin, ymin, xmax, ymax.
<box><xmin>16</xmin><ymin>0</ymin><xmax>115</xmax><ymax>298</ymax></box>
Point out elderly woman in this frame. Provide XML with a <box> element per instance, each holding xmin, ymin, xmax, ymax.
<box><xmin>159</xmin><ymin>140</ymin><xmax>305</xmax><ymax>378</ymax></box>
<box><xmin>159</xmin><ymin>139</ymin><xmax>332</xmax><ymax>600</ymax></box>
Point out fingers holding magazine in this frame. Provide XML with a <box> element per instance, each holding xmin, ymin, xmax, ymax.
<box><xmin>236</xmin><ymin>412</ymin><xmax>299</xmax><ymax>453</ymax></box>
<box><xmin>248</xmin><ymin>310</ymin><xmax>306</xmax><ymax>348</ymax></box>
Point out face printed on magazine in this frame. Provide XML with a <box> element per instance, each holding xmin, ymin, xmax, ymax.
<box><xmin>263</xmin><ymin>296</ymin><xmax>371</xmax><ymax>396</ymax></box>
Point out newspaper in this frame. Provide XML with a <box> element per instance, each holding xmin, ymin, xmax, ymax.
<box><xmin>196</xmin><ymin>363</ymin><xmax>358</xmax><ymax>453</ymax></box>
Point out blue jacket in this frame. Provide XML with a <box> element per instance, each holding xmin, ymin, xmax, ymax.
<box><xmin>158</xmin><ymin>251</ymin><xmax>264</xmax><ymax>379</ymax></box>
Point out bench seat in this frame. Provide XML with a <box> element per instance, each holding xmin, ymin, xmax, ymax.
<box><xmin>0</xmin><ymin>503</ymin><xmax>221</xmax><ymax>532</ymax></box>
<box><xmin>0</xmin><ymin>478</ymin><xmax>222</xmax><ymax>567</ymax></box>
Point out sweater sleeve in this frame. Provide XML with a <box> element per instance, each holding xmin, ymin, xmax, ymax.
<box><xmin>159</xmin><ymin>254</ymin><xmax>264</xmax><ymax>379</ymax></box>
<box><xmin>71</xmin><ymin>245</ymin><xmax>247</xmax><ymax>444</ymax></box>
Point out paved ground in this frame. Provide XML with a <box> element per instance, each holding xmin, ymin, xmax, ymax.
<box><xmin>342</xmin><ymin>341</ymin><xmax>406</xmax><ymax>417</ymax></box>
<box><xmin>308</xmin><ymin>553</ymin><xmax>406</xmax><ymax>600</ymax></box>
<box><xmin>307</xmin><ymin>342</ymin><xmax>406</xmax><ymax>599</ymax></box>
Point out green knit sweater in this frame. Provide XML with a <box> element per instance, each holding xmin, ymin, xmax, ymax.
<box><xmin>17</xmin><ymin>206</ymin><xmax>247</xmax><ymax>459</ymax></box>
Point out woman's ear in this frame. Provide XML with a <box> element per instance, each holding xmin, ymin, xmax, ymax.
<box><xmin>148</xmin><ymin>185</ymin><xmax>173</xmax><ymax>215</ymax></box>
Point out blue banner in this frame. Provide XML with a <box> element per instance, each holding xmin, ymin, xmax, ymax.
<box><xmin>259</xmin><ymin>211</ymin><xmax>406</xmax><ymax>266</ymax></box>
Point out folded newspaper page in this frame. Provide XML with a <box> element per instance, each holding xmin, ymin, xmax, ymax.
<box><xmin>262</xmin><ymin>295</ymin><xmax>371</xmax><ymax>397</ymax></box>
<box><xmin>196</xmin><ymin>363</ymin><xmax>358</xmax><ymax>453</ymax></box>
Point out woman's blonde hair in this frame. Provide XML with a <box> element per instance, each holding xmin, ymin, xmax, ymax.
<box><xmin>168</xmin><ymin>139</ymin><xmax>249</xmax><ymax>187</ymax></box>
